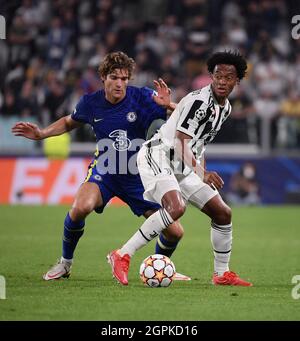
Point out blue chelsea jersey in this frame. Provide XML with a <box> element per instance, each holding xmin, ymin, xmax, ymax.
<box><xmin>71</xmin><ymin>86</ymin><xmax>167</xmax><ymax>173</ymax></box>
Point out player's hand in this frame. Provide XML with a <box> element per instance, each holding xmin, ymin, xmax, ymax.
<box><xmin>11</xmin><ymin>121</ymin><xmax>43</xmax><ymax>140</ymax></box>
<box><xmin>204</xmin><ymin>171</ymin><xmax>224</xmax><ymax>190</ymax></box>
<box><xmin>152</xmin><ymin>78</ymin><xmax>171</xmax><ymax>108</ymax></box>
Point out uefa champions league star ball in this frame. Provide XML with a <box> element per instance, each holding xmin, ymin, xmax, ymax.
<box><xmin>139</xmin><ymin>254</ymin><xmax>176</xmax><ymax>287</ymax></box>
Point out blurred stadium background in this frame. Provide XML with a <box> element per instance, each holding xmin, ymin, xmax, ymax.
<box><xmin>0</xmin><ymin>0</ymin><xmax>300</xmax><ymax>205</ymax></box>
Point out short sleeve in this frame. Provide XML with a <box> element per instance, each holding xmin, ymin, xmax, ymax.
<box><xmin>176</xmin><ymin>99</ymin><xmax>201</xmax><ymax>138</ymax></box>
<box><xmin>71</xmin><ymin>95</ymin><xmax>90</xmax><ymax>124</ymax></box>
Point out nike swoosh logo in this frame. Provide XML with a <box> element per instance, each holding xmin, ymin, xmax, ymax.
<box><xmin>94</xmin><ymin>118</ymin><xmax>103</xmax><ymax>122</ymax></box>
<box><xmin>46</xmin><ymin>271</ymin><xmax>65</xmax><ymax>279</ymax></box>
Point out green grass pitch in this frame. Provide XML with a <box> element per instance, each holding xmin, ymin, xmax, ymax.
<box><xmin>0</xmin><ymin>205</ymin><xmax>299</xmax><ymax>321</ymax></box>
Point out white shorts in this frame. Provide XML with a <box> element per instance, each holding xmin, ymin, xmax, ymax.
<box><xmin>137</xmin><ymin>144</ymin><xmax>218</xmax><ymax>209</ymax></box>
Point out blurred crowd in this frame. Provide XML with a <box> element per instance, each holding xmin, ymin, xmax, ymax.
<box><xmin>0</xmin><ymin>0</ymin><xmax>300</xmax><ymax>148</ymax></box>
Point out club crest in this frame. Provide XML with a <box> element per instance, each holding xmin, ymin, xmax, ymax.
<box><xmin>126</xmin><ymin>112</ymin><xmax>137</xmax><ymax>122</ymax></box>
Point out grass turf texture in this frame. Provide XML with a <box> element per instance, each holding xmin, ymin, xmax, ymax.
<box><xmin>0</xmin><ymin>205</ymin><xmax>299</xmax><ymax>321</ymax></box>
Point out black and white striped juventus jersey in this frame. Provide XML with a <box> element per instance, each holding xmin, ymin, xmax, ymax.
<box><xmin>154</xmin><ymin>84</ymin><xmax>232</xmax><ymax>159</ymax></box>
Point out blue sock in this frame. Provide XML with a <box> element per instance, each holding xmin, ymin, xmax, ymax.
<box><xmin>155</xmin><ymin>233</ymin><xmax>179</xmax><ymax>258</ymax></box>
<box><xmin>62</xmin><ymin>213</ymin><xmax>85</xmax><ymax>260</ymax></box>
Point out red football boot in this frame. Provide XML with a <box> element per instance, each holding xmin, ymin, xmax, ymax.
<box><xmin>213</xmin><ymin>271</ymin><xmax>252</xmax><ymax>286</ymax></box>
<box><xmin>107</xmin><ymin>250</ymin><xmax>130</xmax><ymax>285</ymax></box>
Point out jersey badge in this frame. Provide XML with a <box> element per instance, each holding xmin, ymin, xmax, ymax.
<box><xmin>126</xmin><ymin>112</ymin><xmax>137</xmax><ymax>122</ymax></box>
<box><xmin>195</xmin><ymin>108</ymin><xmax>206</xmax><ymax>120</ymax></box>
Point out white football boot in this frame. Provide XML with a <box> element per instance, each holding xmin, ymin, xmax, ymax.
<box><xmin>173</xmin><ymin>272</ymin><xmax>191</xmax><ymax>281</ymax></box>
<box><xmin>43</xmin><ymin>258</ymin><xmax>72</xmax><ymax>281</ymax></box>
<box><xmin>170</xmin><ymin>261</ymin><xmax>191</xmax><ymax>281</ymax></box>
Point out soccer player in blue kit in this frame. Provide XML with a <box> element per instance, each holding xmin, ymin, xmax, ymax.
<box><xmin>12</xmin><ymin>51</ymin><xmax>190</xmax><ymax>284</ymax></box>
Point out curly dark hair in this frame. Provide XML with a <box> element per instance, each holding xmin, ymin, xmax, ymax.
<box><xmin>207</xmin><ymin>51</ymin><xmax>247</xmax><ymax>80</ymax></box>
<box><xmin>98</xmin><ymin>51</ymin><xmax>136</xmax><ymax>79</ymax></box>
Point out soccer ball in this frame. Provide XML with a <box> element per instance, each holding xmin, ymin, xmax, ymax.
<box><xmin>139</xmin><ymin>254</ymin><xmax>176</xmax><ymax>287</ymax></box>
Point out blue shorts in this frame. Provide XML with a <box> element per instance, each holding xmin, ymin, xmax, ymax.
<box><xmin>84</xmin><ymin>160</ymin><xmax>161</xmax><ymax>216</ymax></box>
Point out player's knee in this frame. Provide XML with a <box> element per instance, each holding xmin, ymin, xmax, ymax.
<box><xmin>166</xmin><ymin>221</ymin><xmax>184</xmax><ymax>241</ymax></box>
<box><xmin>162</xmin><ymin>191</ymin><xmax>186</xmax><ymax>221</ymax></box>
<box><xmin>166</xmin><ymin>203</ymin><xmax>186</xmax><ymax>221</ymax></box>
<box><xmin>223</xmin><ymin>205</ymin><xmax>232</xmax><ymax>222</ymax></box>
<box><xmin>71</xmin><ymin>201</ymin><xmax>95</xmax><ymax>219</ymax></box>
<box><xmin>215</xmin><ymin>205</ymin><xmax>232</xmax><ymax>225</ymax></box>
<box><xmin>175</xmin><ymin>222</ymin><xmax>184</xmax><ymax>240</ymax></box>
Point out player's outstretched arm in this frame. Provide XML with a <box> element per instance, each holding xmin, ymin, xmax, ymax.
<box><xmin>175</xmin><ymin>131</ymin><xmax>224</xmax><ymax>190</ymax></box>
<box><xmin>175</xmin><ymin>131</ymin><xmax>204</xmax><ymax>177</ymax></box>
<box><xmin>11</xmin><ymin>115</ymin><xmax>82</xmax><ymax>140</ymax></box>
<box><xmin>11</xmin><ymin>121</ymin><xmax>43</xmax><ymax>140</ymax></box>
<box><xmin>152</xmin><ymin>78</ymin><xmax>176</xmax><ymax>111</ymax></box>
<box><xmin>174</xmin><ymin>131</ymin><xmax>223</xmax><ymax>190</ymax></box>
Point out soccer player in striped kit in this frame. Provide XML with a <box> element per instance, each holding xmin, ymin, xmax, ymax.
<box><xmin>108</xmin><ymin>51</ymin><xmax>253</xmax><ymax>286</ymax></box>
